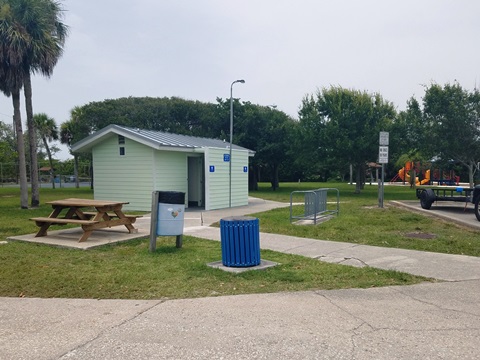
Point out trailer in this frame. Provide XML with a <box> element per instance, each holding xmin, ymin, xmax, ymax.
<box><xmin>416</xmin><ymin>185</ymin><xmax>480</xmax><ymax>221</ymax></box>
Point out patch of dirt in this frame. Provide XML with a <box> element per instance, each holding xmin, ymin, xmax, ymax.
<box><xmin>405</xmin><ymin>232</ymin><xmax>437</xmax><ymax>240</ymax></box>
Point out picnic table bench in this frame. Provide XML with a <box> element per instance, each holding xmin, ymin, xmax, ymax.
<box><xmin>80</xmin><ymin>211</ymin><xmax>141</xmax><ymax>221</ymax></box>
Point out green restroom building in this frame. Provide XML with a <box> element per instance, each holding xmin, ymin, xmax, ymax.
<box><xmin>71</xmin><ymin>124</ymin><xmax>254</xmax><ymax>211</ymax></box>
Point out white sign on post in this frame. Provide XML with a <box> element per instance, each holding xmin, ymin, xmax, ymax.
<box><xmin>379</xmin><ymin>146</ymin><xmax>389</xmax><ymax>163</ymax></box>
<box><xmin>378</xmin><ymin>131</ymin><xmax>389</xmax><ymax>209</ymax></box>
<box><xmin>379</xmin><ymin>131</ymin><xmax>389</xmax><ymax>146</ymax></box>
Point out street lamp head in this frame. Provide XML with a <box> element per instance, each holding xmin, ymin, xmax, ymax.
<box><xmin>232</xmin><ymin>79</ymin><xmax>245</xmax><ymax>86</ymax></box>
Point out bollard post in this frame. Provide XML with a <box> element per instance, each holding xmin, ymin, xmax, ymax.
<box><xmin>149</xmin><ymin>191</ymin><xmax>160</xmax><ymax>252</ymax></box>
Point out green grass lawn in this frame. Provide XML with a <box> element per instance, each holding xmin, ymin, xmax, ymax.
<box><xmin>250</xmin><ymin>182</ymin><xmax>480</xmax><ymax>256</ymax></box>
<box><xmin>1</xmin><ymin>237</ymin><xmax>420</xmax><ymax>299</ymax></box>
<box><xmin>3</xmin><ymin>182</ymin><xmax>474</xmax><ymax>300</ymax></box>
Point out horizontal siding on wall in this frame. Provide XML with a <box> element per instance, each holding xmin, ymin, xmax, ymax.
<box><xmin>93</xmin><ymin>136</ymin><xmax>154</xmax><ymax>211</ymax></box>
<box><xmin>205</xmin><ymin>148</ymin><xmax>229</xmax><ymax>209</ymax></box>
<box><xmin>93</xmin><ymin>137</ymin><xmax>248</xmax><ymax>212</ymax></box>
<box><xmin>153</xmin><ymin>151</ymin><xmax>188</xmax><ymax>206</ymax></box>
<box><xmin>205</xmin><ymin>148</ymin><xmax>249</xmax><ymax>210</ymax></box>
<box><xmin>232</xmin><ymin>151</ymin><xmax>248</xmax><ymax>207</ymax></box>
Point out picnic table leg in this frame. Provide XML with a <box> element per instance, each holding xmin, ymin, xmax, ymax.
<box><xmin>78</xmin><ymin>227</ymin><xmax>93</xmax><ymax>242</ymax></box>
<box><xmin>35</xmin><ymin>206</ymin><xmax>65</xmax><ymax>237</ymax></box>
<box><xmin>94</xmin><ymin>210</ymin><xmax>111</xmax><ymax>221</ymax></box>
<box><xmin>35</xmin><ymin>222</ymin><xmax>51</xmax><ymax>237</ymax></box>
<box><xmin>49</xmin><ymin>208</ymin><xmax>62</xmax><ymax>218</ymax></box>
<box><xmin>64</xmin><ymin>207</ymin><xmax>79</xmax><ymax>219</ymax></box>
<box><xmin>112</xmin><ymin>209</ymin><xmax>137</xmax><ymax>233</ymax></box>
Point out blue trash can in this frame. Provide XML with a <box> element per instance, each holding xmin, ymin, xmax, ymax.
<box><xmin>156</xmin><ymin>191</ymin><xmax>185</xmax><ymax>236</ymax></box>
<box><xmin>220</xmin><ymin>216</ymin><xmax>260</xmax><ymax>267</ymax></box>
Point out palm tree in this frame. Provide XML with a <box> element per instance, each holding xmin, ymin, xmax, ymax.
<box><xmin>1</xmin><ymin>0</ymin><xmax>68</xmax><ymax>207</ymax></box>
<box><xmin>10</xmin><ymin>0</ymin><xmax>68</xmax><ymax>206</ymax></box>
<box><xmin>34</xmin><ymin>113</ymin><xmax>58</xmax><ymax>188</ymax></box>
<box><xmin>0</xmin><ymin>0</ymin><xmax>29</xmax><ymax>208</ymax></box>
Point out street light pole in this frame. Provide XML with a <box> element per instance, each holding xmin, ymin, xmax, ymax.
<box><xmin>229</xmin><ymin>79</ymin><xmax>245</xmax><ymax>208</ymax></box>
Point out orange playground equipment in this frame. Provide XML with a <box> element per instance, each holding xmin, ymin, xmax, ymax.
<box><xmin>391</xmin><ymin>161</ymin><xmax>460</xmax><ymax>186</ymax></box>
<box><xmin>393</xmin><ymin>162</ymin><xmax>430</xmax><ymax>186</ymax></box>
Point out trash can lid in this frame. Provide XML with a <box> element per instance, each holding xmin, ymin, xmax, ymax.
<box><xmin>158</xmin><ymin>191</ymin><xmax>185</xmax><ymax>204</ymax></box>
<box><xmin>221</xmin><ymin>216</ymin><xmax>257</xmax><ymax>222</ymax></box>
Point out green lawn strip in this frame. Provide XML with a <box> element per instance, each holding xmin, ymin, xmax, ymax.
<box><xmin>252</xmin><ymin>205</ymin><xmax>480</xmax><ymax>256</ymax></box>
<box><xmin>249</xmin><ymin>182</ymin><xmax>480</xmax><ymax>257</ymax></box>
<box><xmin>250</xmin><ymin>182</ymin><xmax>418</xmax><ymax>203</ymax></box>
<box><xmin>0</xmin><ymin>237</ymin><xmax>427</xmax><ymax>300</ymax></box>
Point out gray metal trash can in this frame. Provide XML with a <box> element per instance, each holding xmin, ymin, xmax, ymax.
<box><xmin>156</xmin><ymin>191</ymin><xmax>185</xmax><ymax>236</ymax></box>
<box><xmin>220</xmin><ymin>216</ymin><xmax>260</xmax><ymax>267</ymax></box>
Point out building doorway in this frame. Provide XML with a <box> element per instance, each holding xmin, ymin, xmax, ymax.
<box><xmin>187</xmin><ymin>156</ymin><xmax>205</xmax><ymax>208</ymax></box>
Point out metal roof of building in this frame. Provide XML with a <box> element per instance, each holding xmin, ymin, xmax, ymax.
<box><xmin>71</xmin><ymin>124</ymin><xmax>254</xmax><ymax>154</ymax></box>
<box><xmin>120</xmin><ymin>126</ymin><xmax>232</xmax><ymax>148</ymax></box>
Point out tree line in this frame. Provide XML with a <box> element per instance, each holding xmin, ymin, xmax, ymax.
<box><xmin>3</xmin><ymin>82</ymin><xmax>479</xmax><ymax>205</ymax></box>
<box><xmin>60</xmin><ymin>97</ymin><xmax>298</xmax><ymax>192</ymax></box>
<box><xmin>61</xmin><ymin>82</ymin><xmax>480</xmax><ymax>194</ymax></box>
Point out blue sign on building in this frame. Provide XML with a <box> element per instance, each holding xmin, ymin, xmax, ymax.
<box><xmin>209</xmin><ymin>165</ymin><xmax>215</xmax><ymax>172</ymax></box>
<box><xmin>223</xmin><ymin>154</ymin><xmax>230</xmax><ymax>162</ymax></box>
<box><xmin>243</xmin><ymin>166</ymin><xmax>248</xmax><ymax>173</ymax></box>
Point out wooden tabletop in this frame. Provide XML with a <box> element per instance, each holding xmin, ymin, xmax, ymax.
<box><xmin>46</xmin><ymin>198</ymin><xmax>129</xmax><ymax>207</ymax></box>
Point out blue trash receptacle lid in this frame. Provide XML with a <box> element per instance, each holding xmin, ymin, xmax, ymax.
<box><xmin>221</xmin><ymin>216</ymin><xmax>257</xmax><ymax>222</ymax></box>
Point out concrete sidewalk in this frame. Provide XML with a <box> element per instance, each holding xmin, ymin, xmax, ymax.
<box><xmin>2</xmin><ymin>198</ymin><xmax>480</xmax><ymax>359</ymax></box>
<box><xmin>2</xmin><ymin>283</ymin><xmax>479</xmax><ymax>359</ymax></box>
<box><xmin>185</xmin><ymin>226</ymin><xmax>480</xmax><ymax>282</ymax></box>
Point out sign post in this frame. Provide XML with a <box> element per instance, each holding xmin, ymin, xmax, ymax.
<box><xmin>378</xmin><ymin>132</ymin><xmax>389</xmax><ymax>208</ymax></box>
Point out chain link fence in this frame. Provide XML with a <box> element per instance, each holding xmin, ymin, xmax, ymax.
<box><xmin>0</xmin><ymin>162</ymin><xmax>92</xmax><ymax>187</ymax></box>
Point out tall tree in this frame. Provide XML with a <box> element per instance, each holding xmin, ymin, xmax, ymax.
<box><xmin>390</xmin><ymin>98</ymin><xmax>423</xmax><ymax>161</ymax></box>
<box><xmin>296</xmin><ymin>94</ymin><xmax>332</xmax><ymax>181</ymax></box>
<box><xmin>0</xmin><ymin>0</ymin><xmax>29</xmax><ymax>207</ymax></box>
<box><xmin>71</xmin><ymin>96</ymin><xmax>219</xmax><ymax>138</ymax></box>
<box><xmin>60</xmin><ymin>107</ymin><xmax>91</xmax><ymax>188</ymax></box>
<box><xmin>9</xmin><ymin>0</ymin><xmax>68</xmax><ymax>206</ymax></box>
<box><xmin>299</xmin><ymin>86</ymin><xmax>396</xmax><ymax>193</ymax></box>
<box><xmin>34</xmin><ymin>112</ymin><xmax>57</xmax><ymax>188</ymax></box>
<box><xmin>420</xmin><ymin>82</ymin><xmax>480</xmax><ymax>187</ymax></box>
<box><xmin>215</xmin><ymin>99</ymin><xmax>297</xmax><ymax>190</ymax></box>
<box><xmin>387</xmin><ymin>98</ymin><xmax>425</xmax><ymax>184</ymax></box>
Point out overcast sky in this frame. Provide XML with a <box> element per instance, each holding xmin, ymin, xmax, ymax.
<box><xmin>1</xmin><ymin>0</ymin><xmax>479</xmax><ymax>160</ymax></box>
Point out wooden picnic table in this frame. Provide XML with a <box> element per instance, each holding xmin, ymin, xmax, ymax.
<box><xmin>30</xmin><ymin>198</ymin><xmax>140</xmax><ymax>242</ymax></box>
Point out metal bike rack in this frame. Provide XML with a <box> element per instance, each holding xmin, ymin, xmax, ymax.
<box><xmin>290</xmin><ymin>188</ymin><xmax>339</xmax><ymax>224</ymax></box>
